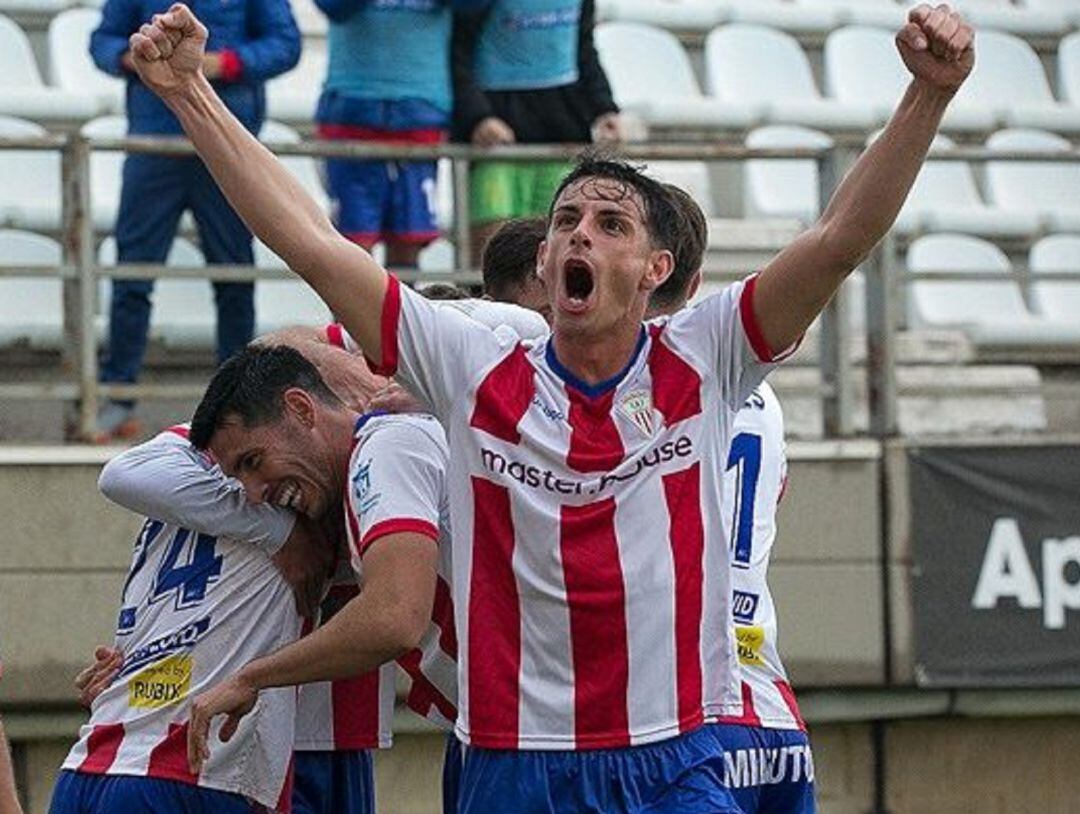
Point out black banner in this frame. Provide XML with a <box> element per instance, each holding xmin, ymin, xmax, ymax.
<box><xmin>910</xmin><ymin>444</ymin><xmax>1080</xmax><ymax>687</ymax></box>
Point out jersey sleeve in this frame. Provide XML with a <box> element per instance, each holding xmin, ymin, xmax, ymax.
<box><xmin>666</xmin><ymin>275</ymin><xmax>798</xmax><ymax>411</ymax></box>
<box><xmin>361</xmin><ymin>277</ymin><xmax>521</xmax><ymax>422</ymax></box>
<box><xmin>346</xmin><ymin>417</ymin><xmax>448</xmax><ymax>560</ymax></box>
<box><xmin>97</xmin><ymin>429</ymin><xmax>296</xmax><ymax>555</ymax></box>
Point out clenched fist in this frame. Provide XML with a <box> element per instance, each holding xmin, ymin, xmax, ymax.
<box><xmin>896</xmin><ymin>4</ymin><xmax>975</xmax><ymax>94</ymax></box>
<box><xmin>128</xmin><ymin>3</ymin><xmax>209</xmax><ymax>99</ymax></box>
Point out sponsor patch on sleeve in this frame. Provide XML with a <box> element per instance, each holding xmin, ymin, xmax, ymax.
<box><xmin>735</xmin><ymin>626</ymin><xmax>766</xmax><ymax>666</ymax></box>
<box><xmin>127</xmin><ymin>653</ymin><xmax>193</xmax><ymax>709</ymax></box>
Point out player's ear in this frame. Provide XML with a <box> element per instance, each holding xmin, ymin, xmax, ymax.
<box><xmin>282</xmin><ymin>387</ymin><xmax>317</xmax><ymax>430</ymax></box>
<box><xmin>642</xmin><ymin>249</ymin><xmax>674</xmax><ymax>292</ymax></box>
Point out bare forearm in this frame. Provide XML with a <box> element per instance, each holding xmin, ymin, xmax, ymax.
<box><xmin>817</xmin><ymin>79</ymin><xmax>952</xmax><ymax>264</ymax></box>
<box><xmin>159</xmin><ymin>75</ymin><xmax>387</xmax><ymax>355</ymax></box>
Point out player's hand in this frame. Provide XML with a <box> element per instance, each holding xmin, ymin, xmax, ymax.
<box><xmin>128</xmin><ymin>3</ymin><xmax>209</xmax><ymax>99</ymax></box>
<box><xmin>896</xmin><ymin>4</ymin><xmax>974</xmax><ymax>95</ymax></box>
<box><xmin>472</xmin><ymin>117</ymin><xmax>516</xmax><ymax>147</ymax></box>
<box><xmin>368</xmin><ymin>381</ymin><xmax>424</xmax><ymax>414</ymax></box>
<box><xmin>591</xmin><ymin>112</ymin><xmax>624</xmax><ymax>144</ymax></box>
<box><xmin>187</xmin><ymin>672</ymin><xmax>258</xmax><ymax>774</ymax></box>
<box><xmin>74</xmin><ymin>646</ymin><xmax>123</xmax><ymax>708</ymax></box>
<box><xmin>273</xmin><ymin>516</ymin><xmax>335</xmax><ymax>618</ymax></box>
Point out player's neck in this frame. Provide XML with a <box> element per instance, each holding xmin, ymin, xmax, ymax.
<box><xmin>551</xmin><ymin>321</ymin><xmax>644</xmax><ymax>387</ymax></box>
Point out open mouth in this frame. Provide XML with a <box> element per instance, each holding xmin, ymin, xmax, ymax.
<box><xmin>273</xmin><ymin>480</ymin><xmax>303</xmax><ymax>512</ymax></box>
<box><xmin>563</xmin><ymin>258</ymin><xmax>595</xmax><ymax>305</ymax></box>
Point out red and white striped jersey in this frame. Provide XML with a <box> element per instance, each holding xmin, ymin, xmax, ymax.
<box><xmin>344</xmin><ymin>412</ymin><xmax>457</xmax><ymax>731</ymax></box>
<box><xmin>62</xmin><ymin>427</ymin><xmax>302</xmax><ymax>810</ymax></box>
<box><xmin>368</xmin><ymin>275</ymin><xmax>790</xmax><ymax>750</ymax></box>
<box><xmin>713</xmin><ymin>382</ymin><xmax>805</xmax><ymax>732</ymax></box>
<box><xmin>292</xmin><ymin>577</ymin><xmax>396</xmax><ymax>752</ymax></box>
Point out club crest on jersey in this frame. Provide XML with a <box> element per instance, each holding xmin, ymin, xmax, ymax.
<box><xmin>352</xmin><ymin>460</ymin><xmax>381</xmax><ymax>514</ymax></box>
<box><xmin>619</xmin><ymin>390</ymin><xmax>656</xmax><ymax>437</ymax></box>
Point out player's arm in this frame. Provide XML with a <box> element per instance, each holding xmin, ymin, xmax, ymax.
<box><xmin>187</xmin><ymin>532</ymin><xmax>437</xmax><ymax>773</ymax></box>
<box><xmin>751</xmin><ymin>4</ymin><xmax>973</xmax><ymax>355</ymax></box>
<box><xmin>99</xmin><ymin>431</ymin><xmax>295</xmax><ymax>553</ymax></box>
<box><xmin>127</xmin><ymin>4</ymin><xmax>388</xmax><ymax>360</ymax></box>
<box><xmin>0</xmin><ymin>663</ymin><xmax>24</xmax><ymax>814</ymax></box>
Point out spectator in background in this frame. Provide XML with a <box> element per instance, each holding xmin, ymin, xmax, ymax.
<box><xmin>452</xmin><ymin>0</ymin><xmax>622</xmax><ymax>265</ymax></box>
<box><xmin>479</xmin><ymin>216</ymin><xmax>549</xmax><ymax>322</ymax></box>
<box><xmin>87</xmin><ymin>0</ymin><xmax>300</xmax><ymax>443</ymax></box>
<box><xmin>313</xmin><ymin>0</ymin><xmax>489</xmax><ymax>272</ymax></box>
<box><xmin>0</xmin><ymin>662</ymin><xmax>23</xmax><ymax>814</ymax></box>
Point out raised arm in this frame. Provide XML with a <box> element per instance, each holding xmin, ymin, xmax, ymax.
<box><xmin>127</xmin><ymin>4</ymin><xmax>388</xmax><ymax>360</ymax></box>
<box><xmin>751</xmin><ymin>4</ymin><xmax>974</xmax><ymax>354</ymax></box>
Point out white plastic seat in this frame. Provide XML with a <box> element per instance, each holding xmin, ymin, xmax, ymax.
<box><xmin>595</xmin><ymin>0</ymin><xmax>726</xmax><ymax>31</ymax></box>
<box><xmin>643</xmin><ymin>161</ymin><xmax>716</xmax><ymax>216</ymax></box>
<box><xmin>596</xmin><ymin>22</ymin><xmax>759</xmax><ymax>133</ymax></box>
<box><xmin>418</xmin><ymin>237</ymin><xmax>455</xmax><ymax>273</ymax></box>
<box><xmin>796</xmin><ymin>0</ymin><xmax>904</xmax><ymax>29</ymax></box>
<box><xmin>953</xmin><ymin>0</ymin><xmax>1068</xmax><ymax>38</ymax></box>
<box><xmin>0</xmin><ymin>229</ymin><xmax>63</xmax><ymax>347</ymax></box>
<box><xmin>1059</xmin><ymin>32</ymin><xmax>1080</xmax><ymax>106</ymax></box>
<box><xmin>742</xmin><ymin>125</ymin><xmax>832</xmax><ymax>224</ymax></box>
<box><xmin>706</xmin><ymin>24</ymin><xmax>880</xmax><ymax>132</ymax></box>
<box><xmin>894</xmin><ymin>132</ymin><xmax>1039</xmax><ymax>238</ymax></box>
<box><xmin>726</xmin><ymin>2</ymin><xmax>837</xmax><ymax>34</ymax></box>
<box><xmin>825</xmin><ymin>26</ymin><xmax>994</xmax><ymax>133</ymax></box>
<box><xmin>80</xmin><ymin>115</ymin><xmax>126</xmax><ymax>231</ymax></box>
<box><xmin>253</xmin><ymin>240</ymin><xmax>332</xmax><ymax>335</ymax></box>
<box><xmin>985</xmin><ymin>128</ymin><xmax>1080</xmax><ymax>233</ymax></box>
<box><xmin>0</xmin><ymin>115</ymin><xmax>61</xmax><ymax>230</ymax></box>
<box><xmin>1029</xmin><ymin>234</ymin><xmax>1080</xmax><ymax>321</ymax></box>
<box><xmin>259</xmin><ymin>120</ymin><xmax>330</xmax><ymax>214</ymax></box>
<box><xmin>955</xmin><ymin>30</ymin><xmax>1080</xmax><ymax>135</ymax></box>
<box><xmin>98</xmin><ymin>236</ymin><xmax>218</xmax><ymax>349</ymax></box>
<box><xmin>907</xmin><ymin>233</ymin><xmax>1080</xmax><ymax>346</ymax></box>
<box><xmin>48</xmin><ymin>9</ymin><xmax>125</xmax><ymax>115</ymax></box>
<box><xmin>266</xmin><ymin>40</ymin><xmax>326</xmax><ymax>126</ymax></box>
<box><xmin>1023</xmin><ymin>0</ymin><xmax>1080</xmax><ymax>26</ymax></box>
<box><xmin>0</xmin><ymin>13</ymin><xmax>99</xmax><ymax>123</ymax></box>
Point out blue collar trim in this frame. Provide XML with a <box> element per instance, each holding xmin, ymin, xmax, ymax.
<box><xmin>544</xmin><ymin>327</ymin><xmax>647</xmax><ymax>399</ymax></box>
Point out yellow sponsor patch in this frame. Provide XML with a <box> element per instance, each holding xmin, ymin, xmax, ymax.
<box><xmin>127</xmin><ymin>654</ymin><xmax>192</xmax><ymax>709</ymax></box>
<box><xmin>735</xmin><ymin>626</ymin><xmax>766</xmax><ymax>666</ymax></box>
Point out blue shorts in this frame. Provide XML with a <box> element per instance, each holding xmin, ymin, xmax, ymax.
<box><xmin>291</xmin><ymin>750</ymin><xmax>374</xmax><ymax>814</ymax></box>
<box><xmin>323</xmin><ymin>156</ymin><xmax>441</xmax><ymax>249</ymax></box>
<box><xmin>443</xmin><ymin>734</ymin><xmax>464</xmax><ymax>814</ymax></box>
<box><xmin>457</xmin><ymin>727</ymin><xmax>739</xmax><ymax>814</ymax></box>
<box><xmin>708</xmin><ymin>724</ymin><xmax>816</xmax><ymax>814</ymax></box>
<box><xmin>49</xmin><ymin>770</ymin><xmax>258</xmax><ymax>813</ymax></box>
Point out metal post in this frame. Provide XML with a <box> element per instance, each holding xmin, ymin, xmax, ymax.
<box><xmin>866</xmin><ymin>234</ymin><xmax>899</xmax><ymax>437</ymax></box>
<box><xmin>818</xmin><ymin>144</ymin><xmax>855</xmax><ymax>436</ymax></box>
<box><xmin>452</xmin><ymin>157</ymin><xmax>472</xmax><ymax>272</ymax></box>
<box><xmin>61</xmin><ymin>135</ymin><xmax>97</xmax><ymax>440</ymax></box>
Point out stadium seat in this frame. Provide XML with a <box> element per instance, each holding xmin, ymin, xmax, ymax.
<box><xmin>253</xmin><ymin>241</ymin><xmax>332</xmax><ymax>336</ymax></box>
<box><xmin>906</xmin><ymin>233</ymin><xmax>1080</xmax><ymax>347</ymax></box>
<box><xmin>48</xmin><ymin>9</ymin><xmax>124</xmax><ymax>116</ymax></box>
<box><xmin>595</xmin><ymin>22</ymin><xmax>759</xmax><ymax>134</ymax></box>
<box><xmin>893</xmin><ymin>132</ymin><xmax>1039</xmax><ymax>238</ymax></box>
<box><xmin>418</xmin><ymin>237</ymin><xmax>456</xmax><ymax>272</ymax></box>
<box><xmin>0</xmin><ymin>114</ymin><xmax>61</xmax><ymax>231</ymax></box>
<box><xmin>642</xmin><ymin>161</ymin><xmax>716</xmax><ymax>215</ymax></box>
<box><xmin>98</xmin><ymin>236</ymin><xmax>218</xmax><ymax>349</ymax></box>
<box><xmin>726</xmin><ymin>1</ymin><xmax>837</xmax><ymax>35</ymax></box>
<box><xmin>0</xmin><ymin>13</ymin><xmax>100</xmax><ymax>123</ymax></box>
<box><xmin>258</xmin><ymin>119</ymin><xmax>330</xmax><ymax>214</ymax></box>
<box><xmin>1029</xmin><ymin>234</ymin><xmax>1080</xmax><ymax>322</ymax></box>
<box><xmin>1022</xmin><ymin>0</ymin><xmax>1080</xmax><ymax>27</ymax></box>
<box><xmin>594</xmin><ymin>0</ymin><xmax>725</xmax><ymax>32</ymax></box>
<box><xmin>0</xmin><ymin>229</ymin><xmax>63</xmax><ymax>348</ymax></box>
<box><xmin>985</xmin><ymin>128</ymin><xmax>1080</xmax><ymax>232</ymax></box>
<box><xmin>824</xmin><ymin>25</ymin><xmax>994</xmax><ymax>133</ymax></box>
<box><xmin>705</xmin><ymin>24</ymin><xmax>880</xmax><ymax>132</ymax></box>
<box><xmin>1059</xmin><ymin>32</ymin><xmax>1080</xmax><ymax>106</ymax></box>
<box><xmin>952</xmin><ymin>0</ymin><xmax>1068</xmax><ymax>39</ymax></box>
<box><xmin>954</xmin><ymin>30</ymin><xmax>1080</xmax><ymax>135</ymax></box>
<box><xmin>80</xmin><ymin>115</ymin><xmax>126</xmax><ymax>231</ymax></box>
<box><xmin>743</xmin><ymin>125</ymin><xmax>833</xmax><ymax>223</ymax></box>
<box><xmin>795</xmin><ymin>0</ymin><xmax>904</xmax><ymax>29</ymax></box>
<box><xmin>266</xmin><ymin>39</ymin><xmax>326</xmax><ymax>126</ymax></box>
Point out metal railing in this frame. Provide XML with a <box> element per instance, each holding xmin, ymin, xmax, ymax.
<box><xmin>0</xmin><ymin>134</ymin><xmax>1077</xmax><ymax>439</ymax></box>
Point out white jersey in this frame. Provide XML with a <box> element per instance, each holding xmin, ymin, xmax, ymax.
<box><xmin>713</xmin><ymin>382</ymin><xmax>805</xmax><ymax>731</ymax></box>
<box><xmin>61</xmin><ymin>427</ymin><xmax>301</xmax><ymax>810</ymax></box>
<box><xmin>365</xmin><ymin>274</ymin><xmax>790</xmax><ymax>750</ymax></box>
<box><xmin>344</xmin><ymin>413</ymin><xmax>457</xmax><ymax>731</ymax></box>
<box><xmin>292</xmin><ymin>575</ymin><xmax>396</xmax><ymax>752</ymax></box>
